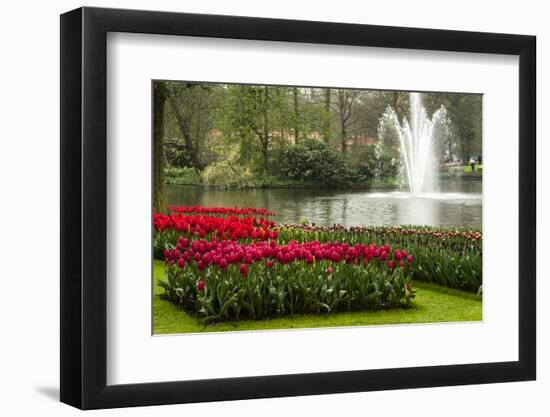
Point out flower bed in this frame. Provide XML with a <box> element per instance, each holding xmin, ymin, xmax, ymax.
<box><xmin>168</xmin><ymin>205</ymin><xmax>275</xmax><ymax>217</ymax></box>
<box><xmin>153</xmin><ymin>211</ymin><xmax>277</xmax><ymax>258</ymax></box>
<box><xmin>153</xmin><ymin>206</ymin><xmax>482</xmax><ymax>296</ymax></box>
<box><xmin>277</xmin><ymin>224</ymin><xmax>482</xmax><ymax>292</ymax></box>
<box><xmin>160</xmin><ymin>237</ymin><xmax>415</xmax><ymax>322</ymax></box>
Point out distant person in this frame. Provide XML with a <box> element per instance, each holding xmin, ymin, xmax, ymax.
<box><xmin>469</xmin><ymin>157</ymin><xmax>476</xmax><ymax>173</ymax></box>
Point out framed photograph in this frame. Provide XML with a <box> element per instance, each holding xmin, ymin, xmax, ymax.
<box><xmin>60</xmin><ymin>6</ymin><xmax>536</xmax><ymax>409</ymax></box>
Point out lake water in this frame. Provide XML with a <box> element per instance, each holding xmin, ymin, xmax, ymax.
<box><xmin>166</xmin><ymin>182</ymin><xmax>482</xmax><ymax>228</ymax></box>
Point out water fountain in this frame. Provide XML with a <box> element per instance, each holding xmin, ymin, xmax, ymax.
<box><xmin>379</xmin><ymin>92</ymin><xmax>449</xmax><ymax>193</ymax></box>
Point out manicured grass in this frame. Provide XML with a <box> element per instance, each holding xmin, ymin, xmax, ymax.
<box><xmin>462</xmin><ymin>164</ymin><xmax>483</xmax><ymax>173</ymax></box>
<box><xmin>153</xmin><ymin>260</ymin><xmax>482</xmax><ymax>334</ymax></box>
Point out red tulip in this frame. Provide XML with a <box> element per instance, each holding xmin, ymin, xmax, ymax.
<box><xmin>197</xmin><ymin>280</ymin><xmax>205</xmax><ymax>291</ymax></box>
<box><xmin>239</xmin><ymin>263</ymin><xmax>248</xmax><ymax>277</ymax></box>
<box><xmin>220</xmin><ymin>258</ymin><xmax>228</xmax><ymax>270</ymax></box>
<box><xmin>388</xmin><ymin>261</ymin><xmax>394</xmax><ymax>270</ymax></box>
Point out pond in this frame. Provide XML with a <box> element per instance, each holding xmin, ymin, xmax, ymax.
<box><xmin>166</xmin><ymin>181</ymin><xmax>482</xmax><ymax>228</ymax></box>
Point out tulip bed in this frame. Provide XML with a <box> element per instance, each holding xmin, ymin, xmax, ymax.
<box><xmin>160</xmin><ymin>238</ymin><xmax>414</xmax><ymax>322</ymax></box>
<box><xmin>277</xmin><ymin>224</ymin><xmax>482</xmax><ymax>293</ymax></box>
<box><xmin>154</xmin><ymin>205</ymin><xmax>482</xmax><ymax>324</ymax></box>
<box><xmin>153</xmin><ymin>211</ymin><xmax>277</xmax><ymax>259</ymax></box>
<box><xmin>155</xmin><ymin>206</ymin><xmax>418</xmax><ymax>322</ymax></box>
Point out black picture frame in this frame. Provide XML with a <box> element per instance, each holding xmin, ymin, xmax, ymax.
<box><xmin>60</xmin><ymin>6</ymin><xmax>536</xmax><ymax>410</ymax></box>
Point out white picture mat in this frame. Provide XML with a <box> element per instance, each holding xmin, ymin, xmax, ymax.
<box><xmin>106</xmin><ymin>32</ymin><xmax>519</xmax><ymax>385</ymax></box>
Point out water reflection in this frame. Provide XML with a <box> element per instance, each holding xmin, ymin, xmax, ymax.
<box><xmin>165</xmin><ymin>182</ymin><xmax>482</xmax><ymax>228</ymax></box>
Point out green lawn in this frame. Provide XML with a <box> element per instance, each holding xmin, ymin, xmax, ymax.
<box><xmin>463</xmin><ymin>164</ymin><xmax>483</xmax><ymax>173</ymax></box>
<box><xmin>153</xmin><ymin>260</ymin><xmax>482</xmax><ymax>334</ymax></box>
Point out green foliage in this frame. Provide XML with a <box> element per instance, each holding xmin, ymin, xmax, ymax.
<box><xmin>351</xmin><ymin>144</ymin><xmax>400</xmax><ymax>180</ymax></box>
<box><xmin>164</xmin><ymin>166</ymin><xmax>201</xmax><ymax>184</ymax></box>
<box><xmin>153</xmin><ymin>261</ymin><xmax>482</xmax><ymax>334</ymax></box>
<box><xmin>160</xmin><ymin>260</ymin><xmax>413</xmax><ymax>323</ymax></box>
<box><xmin>163</xmin><ymin>82</ymin><xmax>219</xmax><ymax>170</ymax></box>
<box><xmin>154</xmin><ymin>81</ymin><xmax>484</xmax><ymax>194</ymax></box>
<box><xmin>201</xmin><ymin>161</ymin><xmax>255</xmax><ymax>189</ymax></box>
<box><xmin>164</xmin><ymin>144</ymin><xmax>191</xmax><ymax>168</ymax></box>
<box><xmin>215</xmin><ymin>85</ymin><xmax>288</xmax><ymax>174</ymax></box>
<box><xmin>277</xmin><ymin>139</ymin><xmax>363</xmax><ymax>187</ymax></box>
<box><xmin>423</xmin><ymin>93</ymin><xmax>482</xmax><ymax>163</ymax></box>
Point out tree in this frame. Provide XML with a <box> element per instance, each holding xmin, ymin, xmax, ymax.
<box><xmin>330</xmin><ymin>89</ymin><xmax>362</xmax><ymax>153</ymax></box>
<box><xmin>444</xmin><ymin>94</ymin><xmax>482</xmax><ymax>163</ymax></box>
<box><xmin>165</xmin><ymin>83</ymin><xmax>215</xmax><ymax>170</ymax></box>
<box><xmin>351</xmin><ymin>144</ymin><xmax>399</xmax><ymax>181</ymax></box>
<box><xmin>217</xmin><ymin>85</ymin><xmax>286</xmax><ymax>175</ymax></box>
<box><xmin>283</xmin><ymin>87</ymin><xmax>333</xmax><ymax>143</ymax></box>
<box><xmin>153</xmin><ymin>82</ymin><xmax>167</xmax><ymax>213</ymax></box>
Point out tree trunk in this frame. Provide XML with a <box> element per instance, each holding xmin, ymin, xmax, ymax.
<box><xmin>262</xmin><ymin>86</ymin><xmax>270</xmax><ymax>174</ymax></box>
<box><xmin>323</xmin><ymin>89</ymin><xmax>331</xmax><ymax>141</ymax></box>
<box><xmin>293</xmin><ymin>87</ymin><xmax>299</xmax><ymax>144</ymax></box>
<box><xmin>341</xmin><ymin>120</ymin><xmax>347</xmax><ymax>153</ymax></box>
<box><xmin>153</xmin><ymin>83</ymin><xmax>167</xmax><ymax>213</ymax></box>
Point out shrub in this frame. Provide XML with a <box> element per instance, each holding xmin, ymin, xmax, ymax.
<box><xmin>201</xmin><ymin>161</ymin><xmax>255</xmax><ymax>189</ymax></box>
<box><xmin>277</xmin><ymin>139</ymin><xmax>362</xmax><ymax>187</ymax></box>
<box><xmin>351</xmin><ymin>145</ymin><xmax>400</xmax><ymax>182</ymax></box>
<box><xmin>164</xmin><ymin>166</ymin><xmax>201</xmax><ymax>184</ymax></box>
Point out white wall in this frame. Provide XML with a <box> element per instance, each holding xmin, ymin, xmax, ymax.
<box><xmin>0</xmin><ymin>0</ymin><xmax>545</xmax><ymax>415</ymax></box>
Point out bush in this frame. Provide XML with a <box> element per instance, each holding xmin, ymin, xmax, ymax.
<box><xmin>201</xmin><ymin>161</ymin><xmax>255</xmax><ymax>189</ymax></box>
<box><xmin>352</xmin><ymin>145</ymin><xmax>400</xmax><ymax>182</ymax></box>
<box><xmin>164</xmin><ymin>166</ymin><xmax>201</xmax><ymax>184</ymax></box>
<box><xmin>277</xmin><ymin>139</ymin><xmax>363</xmax><ymax>187</ymax></box>
<box><xmin>164</xmin><ymin>144</ymin><xmax>192</xmax><ymax>168</ymax></box>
